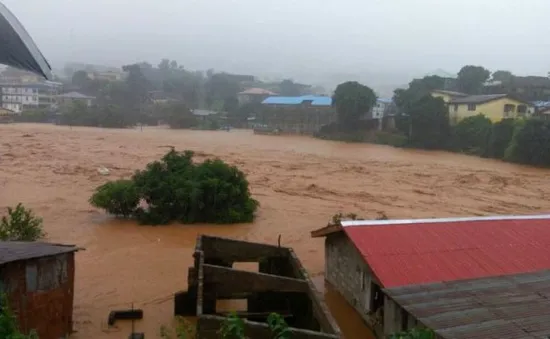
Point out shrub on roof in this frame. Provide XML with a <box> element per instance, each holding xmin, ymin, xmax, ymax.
<box><xmin>90</xmin><ymin>148</ymin><xmax>258</xmax><ymax>225</ymax></box>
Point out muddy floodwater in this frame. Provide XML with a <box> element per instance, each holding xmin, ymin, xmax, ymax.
<box><xmin>2</xmin><ymin>124</ymin><xmax>550</xmax><ymax>338</ymax></box>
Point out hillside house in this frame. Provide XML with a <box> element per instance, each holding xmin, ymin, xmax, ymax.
<box><xmin>430</xmin><ymin>89</ymin><xmax>468</xmax><ymax>103</ymax></box>
<box><xmin>237</xmin><ymin>88</ymin><xmax>277</xmax><ymax>105</ymax></box>
<box><xmin>258</xmin><ymin>95</ymin><xmax>336</xmax><ymax>134</ymax></box>
<box><xmin>0</xmin><ymin>241</ymin><xmax>81</xmax><ymax>339</ymax></box>
<box><xmin>0</xmin><ymin>107</ymin><xmax>17</xmax><ymax>123</ymax></box>
<box><xmin>311</xmin><ymin>214</ymin><xmax>550</xmax><ymax>338</ymax></box>
<box><xmin>0</xmin><ymin>81</ymin><xmax>62</xmax><ymax>113</ymax></box>
<box><xmin>56</xmin><ymin>91</ymin><xmax>95</xmax><ymax>107</ymax></box>
<box><xmin>448</xmin><ymin>94</ymin><xmax>534</xmax><ymax>122</ymax></box>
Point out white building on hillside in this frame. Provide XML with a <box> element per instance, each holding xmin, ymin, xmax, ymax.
<box><xmin>1</xmin><ymin>81</ymin><xmax>62</xmax><ymax>113</ymax></box>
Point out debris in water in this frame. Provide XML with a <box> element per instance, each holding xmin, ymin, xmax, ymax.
<box><xmin>97</xmin><ymin>166</ymin><xmax>110</xmax><ymax>176</ymax></box>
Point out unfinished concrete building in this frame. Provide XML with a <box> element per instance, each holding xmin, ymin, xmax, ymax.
<box><xmin>175</xmin><ymin>235</ymin><xmax>341</xmax><ymax>339</ymax></box>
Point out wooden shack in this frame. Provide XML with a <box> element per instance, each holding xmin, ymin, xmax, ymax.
<box><xmin>175</xmin><ymin>235</ymin><xmax>341</xmax><ymax>339</ymax></box>
<box><xmin>0</xmin><ymin>241</ymin><xmax>81</xmax><ymax>339</ymax></box>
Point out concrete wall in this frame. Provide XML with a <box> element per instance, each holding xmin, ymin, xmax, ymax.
<box><xmin>257</xmin><ymin>105</ymin><xmax>337</xmax><ymax>135</ymax></box>
<box><xmin>325</xmin><ymin>234</ymin><xmax>421</xmax><ymax>337</ymax></box>
<box><xmin>325</xmin><ymin>233</ymin><xmax>377</xmax><ymax>321</ymax></box>
<box><xmin>1</xmin><ymin>253</ymin><xmax>75</xmax><ymax>339</ymax></box>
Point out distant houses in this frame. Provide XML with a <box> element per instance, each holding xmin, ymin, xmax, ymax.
<box><xmin>312</xmin><ymin>214</ymin><xmax>550</xmax><ymax>338</ymax></box>
<box><xmin>0</xmin><ymin>81</ymin><xmax>62</xmax><ymax>113</ymax></box>
<box><xmin>56</xmin><ymin>91</ymin><xmax>95</xmax><ymax>107</ymax></box>
<box><xmin>430</xmin><ymin>90</ymin><xmax>535</xmax><ymax>123</ymax></box>
<box><xmin>257</xmin><ymin>95</ymin><xmax>336</xmax><ymax>134</ymax></box>
<box><xmin>237</xmin><ymin>88</ymin><xmax>277</xmax><ymax>105</ymax></box>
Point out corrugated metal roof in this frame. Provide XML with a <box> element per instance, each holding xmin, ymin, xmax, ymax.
<box><xmin>385</xmin><ymin>270</ymin><xmax>550</xmax><ymax>339</ymax></box>
<box><xmin>0</xmin><ymin>241</ymin><xmax>80</xmax><ymax>265</ymax></box>
<box><xmin>262</xmin><ymin>95</ymin><xmax>332</xmax><ymax>106</ymax></box>
<box><xmin>342</xmin><ymin>214</ymin><xmax>550</xmax><ymax>287</ymax></box>
<box><xmin>450</xmin><ymin>94</ymin><xmax>508</xmax><ymax>104</ymax></box>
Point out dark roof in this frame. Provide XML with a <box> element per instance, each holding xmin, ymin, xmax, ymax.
<box><xmin>450</xmin><ymin>94</ymin><xmax>508</xmax><ymax>104</ymax></box>
<box><xmin>337</xmin><ymin>214</ymin><xmax>550</xmax><ymax>288</ymax></box>
<box><xmin>0</xmin><ymin>241</ymin><xmax>80</xmax><ymax>265</ymax></box>
<box><xmin>449</xmin><ymin>94</ymin><xmax>532</xmax><ymax>105</ymax></box>
<box><xmin>385</xmin><ymin>269</ymin><xmax>550</xmax><ymax>339</ymax></box>
<box><xmin>432</xmin><ymin>90</ymin><xmax>468</xmax><ymax>97</ymax></box>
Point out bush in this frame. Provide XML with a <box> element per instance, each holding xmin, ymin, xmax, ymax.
<box><xmin>451</xmin><ymin>114</ymin><xmax>492</xmax><ymax>156</ymax></box>
<box><xmin>91</xmin><ymin>149</ymin><xmax>258</xmax><ymax>225</ymax></box>
<box><xmin>487</xmin><ymin>118</ymin><xmax>515</xmax><ymax>159</ymax></box>
<box><xmin>0</xmin><ymin>204</ymin><xmax>45</xmax><ymax>241</ymax></box>
<box><xmin>0</xmin><ymin>294</ymin><xmax>38</xmax><ymax>339</ymax></box>
<box><xmin>504</xmin><ymin>118</ymin><xmax>550</xmax><ymax>166</ymax></box>
<box><xmin>89</xmin><ymin>180</ymin><xmax>140</xmax><ymax>217</ymax></box>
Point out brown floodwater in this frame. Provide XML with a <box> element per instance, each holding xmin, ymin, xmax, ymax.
<box><xmin>1</xmin><ymin>124</ymin><xmax>550</xmax><ymax>338</ymax></box>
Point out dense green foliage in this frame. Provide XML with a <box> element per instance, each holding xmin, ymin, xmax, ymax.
<box><xmin>451</xmin><ymin>114</ymin><xmax>492</xmax><ymax>156</ymax></box>
<box><xmin>332</xmin><ymin>81</ymin><xmax>377</xmax><ymax>127</ymax></box>
<box><xmin>89</xmin><ymin>180</ymin><xmax>140</xmax><ymax>217</ymax></box>
<box><xmin>456</xmin><ymin>65</ymin><xmax>491</xmax><ymax>94</ymax></box>
<box><xmin>487</xmin><ymin>118</ymin><xmax>515</xmax><ymax>158</ymax></box>
<box><xmin>52</xmin><ymin>60</ymin><xmax>320</xmax><ymax>129</ymax></box>
<box><xmin>0</xmin><ymin>294</ymin><xmax>38</xmax><ymax>339</ymax></box>
<box><xmin>0</xmin><ymin>204</ymin><xmax>45</xmax><ymax>241</ymax></box>
<box><xmin>90</xmin><ymin>149</ymin><xmax>258</xmax><ymax>225</ymax></box>
<box><xmin>504</xmin><ymin>119</ymin><xmax>550</xmax><ymax>166</ymax></box>
<box><xmin>160</xmin><ymin>313</ymin><xmax>290</xmax><ymax>339</ymax></box>
<box><xmin>406</xmin><ymin>95</ymin><xmax>450</xmax><ymax>149</ymax></box>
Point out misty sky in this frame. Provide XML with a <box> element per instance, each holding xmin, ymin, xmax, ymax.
<box><xmin>4</xmin><ymin>0</ymin><xmax>550</xmax><ymax>84</ymax></box>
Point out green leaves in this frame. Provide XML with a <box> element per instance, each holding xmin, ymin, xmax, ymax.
<box><xmin>267</xmin><ymin>313</ymin><xmax>291</xmax><ymax>339</ymax></box>
<box><xmin>0</xmin><ymin>293</ymin><xmax>38</xmax><ymax>339</ymax></box>
<box><xmin>90</xmin><ymin>149</ymin><xmax>258</xmax><ymax>225</ymax></box>
<box><xmin>89</xmin><ymin>180</ymin><xmax>140</xmax><ymax>217</ymax></box>
<box><xmin>332</xmin><ymin>81</ymin><xmax>377</xmax><ymax>127</ymax></box>
<box><xmin>219</xmin><ymin>312</ymin><xmax>246</xmax><ymax>339</ymax></box>
<box><xmin>451</xmin><ymin>114</ymin><xmax>492</xmax><ymax>156</ymax></box>
<box><xmin>0</xmin><ymin>204</ymin><xmax>45</xmax><ymax>242</ymax></box>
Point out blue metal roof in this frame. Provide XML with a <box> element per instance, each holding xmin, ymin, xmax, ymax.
<box><xmin>262</xmin><ymin>95</ymin><xmax>332</xmax><ymax>106</ymax></box>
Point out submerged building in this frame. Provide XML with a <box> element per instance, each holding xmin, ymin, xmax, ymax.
<box><xmin>257</xmin><ymin>95</ymin><xmax>336</xmax><ymax>135</ymax></box>
<box><xmin>0</xmin><ymin>241</ymin><xmax>81</xmax><ymax>339</ymax></box>
<box><xmin>312</xmin><ymin>214</ymin><xmax>550</xmax><ymax>338</ymax></box>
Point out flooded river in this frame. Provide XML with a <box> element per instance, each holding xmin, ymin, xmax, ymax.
<box><xmin>2</xmin><ymin>124</ymin><xmax>550</xmax><ymax>338</ymax></box>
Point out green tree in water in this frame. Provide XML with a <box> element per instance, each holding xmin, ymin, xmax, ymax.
<box><xmin>332</xmin><ymin>81</ymin><xmax>377</xmax><ymax>128</ymax></box>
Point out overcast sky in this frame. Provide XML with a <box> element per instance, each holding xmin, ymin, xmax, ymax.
<box><xmin>4</xmin><ymin>0</ymin><xmax>550</xmax><ymax>85</ymax></box>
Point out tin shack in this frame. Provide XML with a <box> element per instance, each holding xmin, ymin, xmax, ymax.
<box><xmin>0</xmin><ymin>241</ymin><xmax>80</xmax><ymax>339</ymax></box>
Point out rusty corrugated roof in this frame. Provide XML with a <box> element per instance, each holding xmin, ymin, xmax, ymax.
<box><xmin>342</xmin><ymin>214</ymin><xmax>550</xmax><ymax>287</ymax></box>
<box><xmin>0</xmin><ymin>241</ymin><xmax>81</xmax><ymax>265</ymax></box>
<box><xmin>385</xmin><ymin>270</ymin><xmax>550</xmax><ymax>339</ymax></box>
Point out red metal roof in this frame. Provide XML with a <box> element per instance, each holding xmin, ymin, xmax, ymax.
<box><xmin>342</xmin><ymin>215</ymin><xmax>550</xmax><ymax>288</ymax></box>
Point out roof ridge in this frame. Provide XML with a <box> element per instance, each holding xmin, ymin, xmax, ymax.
<box><xmin>341</xmin><ymin>214</ymin><xmax>550</xmax><ymax>228</ymax></box>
